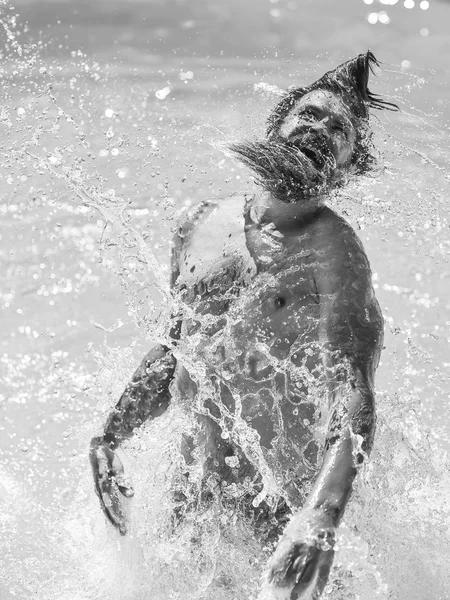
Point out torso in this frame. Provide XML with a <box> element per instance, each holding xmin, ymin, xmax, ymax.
<box><xmin>171</xmin><ymin>193</ymin><xmax>377</xmax><ymax>512</ymax></box>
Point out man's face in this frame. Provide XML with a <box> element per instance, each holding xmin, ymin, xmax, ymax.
<box><xmin>277</xmin><ymin>89</ymin><xmax>357</xmax><ymax>170</ymax></box>
<box><xmin>229</xmin><ymin>88</ymin><xmax>361</xmax><ymax>202</ymax></box>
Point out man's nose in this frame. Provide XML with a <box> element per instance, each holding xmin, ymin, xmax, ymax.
<box><xmin>307</xmin><ymin>118</ymin><xmax>331</xmax><ymax>138</ymax></box>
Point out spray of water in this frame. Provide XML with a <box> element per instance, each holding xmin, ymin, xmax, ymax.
<box><xmin>1</xmin><ymin>6</ymin><xmax>450</xmax><ymax>599</ymax></box>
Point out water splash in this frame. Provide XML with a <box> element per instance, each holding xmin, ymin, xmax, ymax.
<box><xmin>1</xmin><ymin>6</ymin><xmax>450</xmax><ymax>600</ymax></box>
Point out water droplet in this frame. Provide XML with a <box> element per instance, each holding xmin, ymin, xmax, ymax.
<box><xmin>225</xmin><ymin>455</ymin><xmax>239</xmax><ymax>468</ymax></box>
<box><xmin>155</xmin><ymin>87</ymin><xmax>171</xmax><ymax>100</ymax></box>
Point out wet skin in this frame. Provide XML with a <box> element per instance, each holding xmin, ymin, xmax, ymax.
<box><xmin>90</xmin><ymin>90</ymin><xmax>384</xmax><ymax>598</ymax></box>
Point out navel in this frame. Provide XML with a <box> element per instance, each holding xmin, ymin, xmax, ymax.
<box><xmin>274</xmin><ymin>296</ymin><xmax>286</xmax><ymax>308</ymax></box>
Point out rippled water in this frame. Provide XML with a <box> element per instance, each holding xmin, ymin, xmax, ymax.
<box><xmin>1</xmin><ymin>1</ymin><xmax>450</xmax><ymax>599</ymax></box>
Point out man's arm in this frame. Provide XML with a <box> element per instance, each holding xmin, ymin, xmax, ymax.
<box><xmin>306</xmin><ymin>216</ymin><xmax>383</xmax><ymax>523</ymax></box>
<box><xmin>90</xmin><ymin>229</ymin><xmax>184</xmax><ymax>535</ymax></box>
<box><xmin>104</xmin><ymin>344</ymin><xmax>177</xmax><ymax>444</ymax></box>
<box><xmin>89</xmin><ymin>344</ymin><xmax>177</xmax><ymax>534</ymax></box>
<box><xmin>267</xmin><ymin>213</ymin><xmax>383</xmax><ymax>597</ymax></box>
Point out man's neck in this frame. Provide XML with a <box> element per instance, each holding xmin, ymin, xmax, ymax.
<box><xmin>250</xmin><ymin>192</ymin><xmax>324</xmax><ymax>232</ymax></box>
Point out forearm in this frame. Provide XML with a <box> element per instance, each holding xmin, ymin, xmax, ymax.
<box><xmin>304</xmin><ymin>431</ymin><xmax>355</xmax><ymax>524</ymax></box>
<box><xmin>304</xmin><ymin>384</ymin><xmax>376</xmax><ymax>525</ymax></box>
<box><xmin>103</xmin><ymin>344</ymin><xmax>177</xmax><ymax>448</ymax></box>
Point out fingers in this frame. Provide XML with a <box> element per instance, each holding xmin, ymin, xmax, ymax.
<box><xmin>285</xmin><ymin>544</ymin><xmax>311</xmax><ymax>583</ymax></box>
<box><xmin>269</xmin><ymin>542</ymin><xmax>303</xmax><ymax>587</ymax></box>
<box><xmin>269</xmin><ymin>542</ymin><xmax>334</xmax><ymax>600</ymax></box>
<box><xmin>289</xmin><ymin>547</ymin><xmax>334</xmax><ymax>600</ymax></box>
<box><xmin>269</xmin><ymin>542</ymin><xmax>316</xmax><ymax>587</ymax></box>
<box><xmin>90</xmin><ymin>439</ymin><xmax>132</xmax><ymax>535</ymax></box>
<box><xmin>117</xmin><ymin>482</ymin><xmax>135</xmax><ymax>498</ymax></box>
<box><xmin>110</xmin><ymin>451</ymin><xmax>134</xmax><ymax>498</ymax></box>
<box><xmin>313</xmin><ymin>550</ymin><xmax>334</xmax><ymax>599</ymax></box>
<box><xmin>98</xmin><ymin>472</ymin><xmax>127</xmax><ymax>535</ymax></box>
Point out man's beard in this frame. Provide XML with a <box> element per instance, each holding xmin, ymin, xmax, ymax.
<box><xmin>229</xmin><ymin>133</ymin><xmax>347</xmax><ymax>203</ymax></box>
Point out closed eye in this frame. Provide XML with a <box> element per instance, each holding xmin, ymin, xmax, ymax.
<box><xmin>332</xmin><ymin>122</ymin><xmax>348</xmax><ymax>139</ymax></box>
<box><xmin>301</xmin><ymin>109</ymin><xmax>319</xmax><ymax>122</ymax></box>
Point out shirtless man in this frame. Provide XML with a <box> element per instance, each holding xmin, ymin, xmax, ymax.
<box><xmin>90</xmin><ymin>52</ymin><xmax>398</xmax><ymax>598</ymax></box>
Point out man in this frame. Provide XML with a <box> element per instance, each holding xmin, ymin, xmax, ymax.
<box><xmin>90</xmin><ymin>51</ymin><xmax>398</xmax><ymax>598</ymax></box>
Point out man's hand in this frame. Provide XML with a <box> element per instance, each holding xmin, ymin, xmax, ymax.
<box><xmin>263</xmin><ymin>508</ymin><xmax>335</xmax><ymax>600</ymax></box>
<box><xmin>89</xmin><ymin>436</ymin><xmax>134</xmax><ymax>535</ymax></box>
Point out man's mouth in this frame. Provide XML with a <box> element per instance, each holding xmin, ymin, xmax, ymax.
<box><xmin>290</xmin><ymin>136</ymin><xmax>335</xmax><ymax>171</ymax></box>
<box><xmin>298</xmin><ymin>145</ymin><xmax>327</xmax><ymax>170</ymax></box>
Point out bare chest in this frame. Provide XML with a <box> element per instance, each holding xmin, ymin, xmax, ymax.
<box><xmin>175</xmin><ymin>198</ymin><xmax>322</xmax><ymax>393</ymax></box>
<box><xmin>176</xmin><ymin>197</ymin><xmax>318</xmax><ymax>315</ymax></box>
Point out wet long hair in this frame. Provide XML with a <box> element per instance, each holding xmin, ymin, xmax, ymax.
<box><xmin>230</xmin><ymin>51</ymin><xmax>399</xmax><ymax>200</ymax></box>
<box><xmin>267</xmin><ymin>51</ymin><xmax>397</xmax><ymax>132</ymax></box>
<box><xmin>266</xmin><ymin>50</ymin><xmax>398</xmax><ymax>173</ymax></box>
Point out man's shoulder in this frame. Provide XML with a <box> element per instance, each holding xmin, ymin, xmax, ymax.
<box><xmin>175</xmin><ymin>199</ymin><xmax>218</xmax><ymax>241</ymax></box>
<box><xmin>171</xmin><ymin>193</ymin><xmax>257</xmax><ymax>288</ymax></box>
<box><xmin>309</xmin><ymin>207</ymin><xmax>372</xmax><ymax>283</ymax></box>
<box><xmin>313</xmin><ymin>207</ymin><xmax>367</xmax><ymax>253</ymax></box>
